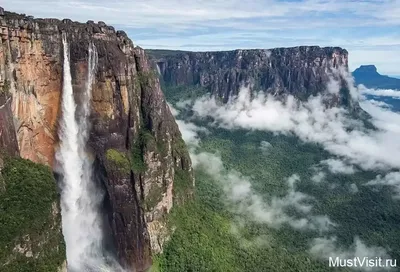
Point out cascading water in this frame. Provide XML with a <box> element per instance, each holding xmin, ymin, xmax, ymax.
<box><xmin>156</xmin><ymin>63</ymin><xmax>161</xmax><ymax>75</ymax></box>
<box><xmin>57</xmin><ymin>33</ymin><xmax>124</xmax><ymax>272</ymax></box>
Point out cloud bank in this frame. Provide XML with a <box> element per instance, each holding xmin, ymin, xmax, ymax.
<box><xmin>170</xmin><ymin>82</ymin><xmax>399</xmax><ymax>269</ymax></box>
<box><xmin>192</xmin><ymin>151</ymin><xmax>335</xmax><ymax>233</ymax></box>
<box><xmin>174</xmin><ymin>110</ymin><xmax>335</xmax><ymax>233</ymax></box>
<box><xmin>366</xmin><ymin>171</ymin><xmax>400</xmax><ymax>198</ymax></box>
<box><xmin>320</xmin><ymin>159</ymin><xmax>356</xmax><ymax>174</ymax></box>
<box><xmin>360</xmin><ymin>88</ymin><xmax>400</xmax><ymax>98</ymax></box>
<box><xmin>191</xmin><ymin>87</ymin><xmax>400</xmax><ymax>171</ymax></box>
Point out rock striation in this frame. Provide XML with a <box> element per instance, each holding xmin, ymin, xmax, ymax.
<box><xmin>147</xmin><ymin>47</ymin><xmax>355</xmax><ymax>106</ymax></box>
<box><xmin>0</xmin><ymin>7</ymin><xmax>194</xmax><ymax>272</ymax></box>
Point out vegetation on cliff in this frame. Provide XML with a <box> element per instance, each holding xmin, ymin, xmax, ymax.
<box><xmin>106</xmin><ymin>149</ymin><xmax>131</xmax><ymax>174</ymax></box>
<box><xmin>0</xmin><ymin>80</ymin><xmax>11</xmax><ymax>95</ymax></box>
<box><xmin>131</xmin><ymin>128</ymin><xmax>153</xmax><ymax>173</ymax></box>
<box><xmin>0</xmin><ymin>156</ymin><xmax>65</xmax><ymax>272</ymax></box>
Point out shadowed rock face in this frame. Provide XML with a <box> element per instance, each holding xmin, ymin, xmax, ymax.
<box><xmin>147</xmin><ymin>47</ymin><xmax>352</xmax><ymax>105</ymax></box>
<box><xmin>0</xmin><ymin>8</ymin><xmax>194</xmax><ymax>272</ymax></box>
<box><xmin>0</xmin><ymin>94</ymin><xmax>19</xmax><ymax>157</ymax></box>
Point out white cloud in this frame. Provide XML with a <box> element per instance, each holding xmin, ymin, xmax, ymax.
<box><xmin>175</xmin><ymin>99</ymin><xmax>192</xmax><ymax>110</ymax></box>
<box><xmin>349</xmin><ymin>183</ymin><xmax>359</xmax><ymax>194</ymax></box>
<box><xmin>165</xmin><ymin>52</ymin><xmax>400</xmax><ymax>266</ymax></box>
<box><xmin>167</xmin><ymin>102</ymin><xmax>179</xmax><ymax>116</ymax></box>
<box><xmin>360</xmin><ymin>99</ymin><xmax>400</xmax><ymax>134</ymax></box>
<box><xmin>175</xmin><ymin>120</ymin><xmax>203</xmax><ymax>148</ymax></box>
<box><xmin>310</xmin><ymin>236</ymin><xmax>393</xmax><ymax>271</ymax></box>
<box><xmin>5</xmin><ymin>0</ymin><xmax>399</xmax><ymax>29</ymax></box>
<box><xmin>168</xmin><ymin>103</ymin><xmax>209</xmax><ymax>149</ymax></box>
<box><xmin>326</xmin><ymin>77</ymin><xmax>341</xmax><ymax>95</ymax></box>
<box><xmin>192</xmin><ymin>89</ymin><xmax>297</xmax><ymax>132</ymax></box>
<box><xmin>361</xmin><ymin>88</ymin><xmax>400</xmax><ymax>98</ymax></box>
<box><xmin>311</xmin><ymin>171</ymin><xmax>326</xmax><ymax>183</ymax></box>
<box><xmin>321</xmin><ymin>159</ymin><xmax>356</xmax><ymax>174</ymax></box>
<box><xmin>173</xmin><ymin>112</ymin><xmax>335</xmax><ymax>233</ymax></box>
<box><xmin>191</xmin><ymin>84</ymin><xmax>400</xmax><ymax>171</ymax></box>
<box><xmin>366</xmin><ymin>172</ymin><xmax>400</xmax><ymax>198</ymax></box>
<box><xmin>192</xmin><ymin>151</ymin><xmax>335</xmax><ymax>232</ymax></box>
<box><xmin>259</xmin><ymin>141</ymin><xmax>272</xmax><ymax>152</ymax></box>
<box><xmin>366</xmin><ymin>99</ymin><xmax>393</xmax><ymax>109</ymax></box>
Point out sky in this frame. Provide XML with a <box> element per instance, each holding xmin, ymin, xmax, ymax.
<box><xmin>2</xmin><ymin>0</ymin><xmax>400</xmax><ymax>75</ymax></box>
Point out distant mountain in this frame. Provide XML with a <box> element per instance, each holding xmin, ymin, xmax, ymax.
<box><xmin>352</xmin><ymin>65</ymin><xmax>400</xmax><ymax>90</ymax></box>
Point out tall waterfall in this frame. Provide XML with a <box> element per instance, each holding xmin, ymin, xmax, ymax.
<box><xmin>57</xmin><ymin>33</ymin><xmax>124</xmax><ymax>272</ymax></box>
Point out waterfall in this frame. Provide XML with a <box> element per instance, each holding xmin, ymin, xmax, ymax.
<box><xmin>57</xmin><ymin>33</ymin><xmax>124</xmax><ymax>272</ymax></box>
<box><xmin>79</xmin><ymin>42</ymin><xmax>98</xmax><ymax>143</ymax></box>
<box><xmin>156</xmin><ymin>63</ymin><xmax>161</xmax><ymax>75</ymax></box>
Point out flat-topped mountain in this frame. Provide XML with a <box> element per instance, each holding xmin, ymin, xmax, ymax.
<box><xmin>353</xmin><ymin>65</ymin><xmax>400</xmax><ymax>90</ymax></box>
<box><xmin>147</xmin><ymin>47</ymin><xmax>357</xmax><ymax>108</ymax></box>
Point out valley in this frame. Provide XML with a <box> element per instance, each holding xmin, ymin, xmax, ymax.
<box><xmin>153</xmin><ymin>83</ymin><xmax>400</xmax><ymax>272</ymax></box>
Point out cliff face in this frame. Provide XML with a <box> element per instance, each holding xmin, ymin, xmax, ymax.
<box><xmin>0</xmin><ymin>7</ymin><xmax>194</xmax><ymax>272</ymax></box>
<box><xmin>0</xmin><ymin>93</ymin><xmax>19</xmax><ymax>158</ymax></box>
<box><xmin>147</xmin><ymin>47</ymin><xmax>351</xmax><ymax>104</ymax></box>
<box><xmin>0</xmin><ymin>68</ymin><xmax>65</xmax><ymax>272</ymax></box>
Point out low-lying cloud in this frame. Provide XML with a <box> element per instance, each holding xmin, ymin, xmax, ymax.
<box><xmin>320</xmin><ymin>158</ymin><xmax>356</xmax><ymax>174</ymax></box>
<box><xmin>191</xmin><ymin>87</ymin><xmax>400</xmax><ymax>172</ymax></box>
<box><xmin>169</xmin><ymin>76</ymin><xmax>400</xmax><ymax>269</ymax></box>
<box><xmin>172</xmin><ymin>78</ymin><xmax>400</xmax><ymax>219</ymax></box>
<box><xmin>367</xmin><ymin>99</ymin><xmax>393</xmax><ymax>109</ymax></box>
<box><xmin>175</xmin><ymin>112</ymin><xmax>335</xmax><ymax>233</ymax></box>
<box><xmin>366</xmin><ymin>172</ymin><xmax>400</xmax><ymax>198</ymax></box>
<box><xmin>169</xmin><ymin>78</ymin><xmax>400</xmax><ymax>268</ymax></box>
<box><xmin>193</xmin><ymin>151</ymin><xmax>335</xmax><ymax>232</ymax></box>
<box><xmin>360</xmin><ymin>87</ymin><xmax>400</xmax><ymax>98</ymax></box>
<box><xmin>311</xmin><ymin>171</ymin><xmax>326</xmax><ymax>183</ymax></box>
<box><xmin>259</xmin><ymin>140</ymin><xmax>272</xmax><ymax>152</ymax></box>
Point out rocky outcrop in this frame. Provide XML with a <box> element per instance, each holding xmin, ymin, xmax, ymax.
<box><xmin>147</xmin><ymin>47</ymin><xmax>354</xmax><ymax>105</ymax></box>
<box><xmin>0</xmin><ymin>8</ymin><xmax>194</xmax><ymax>272</ymax></box>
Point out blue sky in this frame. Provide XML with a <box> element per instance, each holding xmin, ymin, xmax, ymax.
<box><xmin>2</xmin><ymin>0</ymin><xmax>400</xmax><ymax>75</ymax></box>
